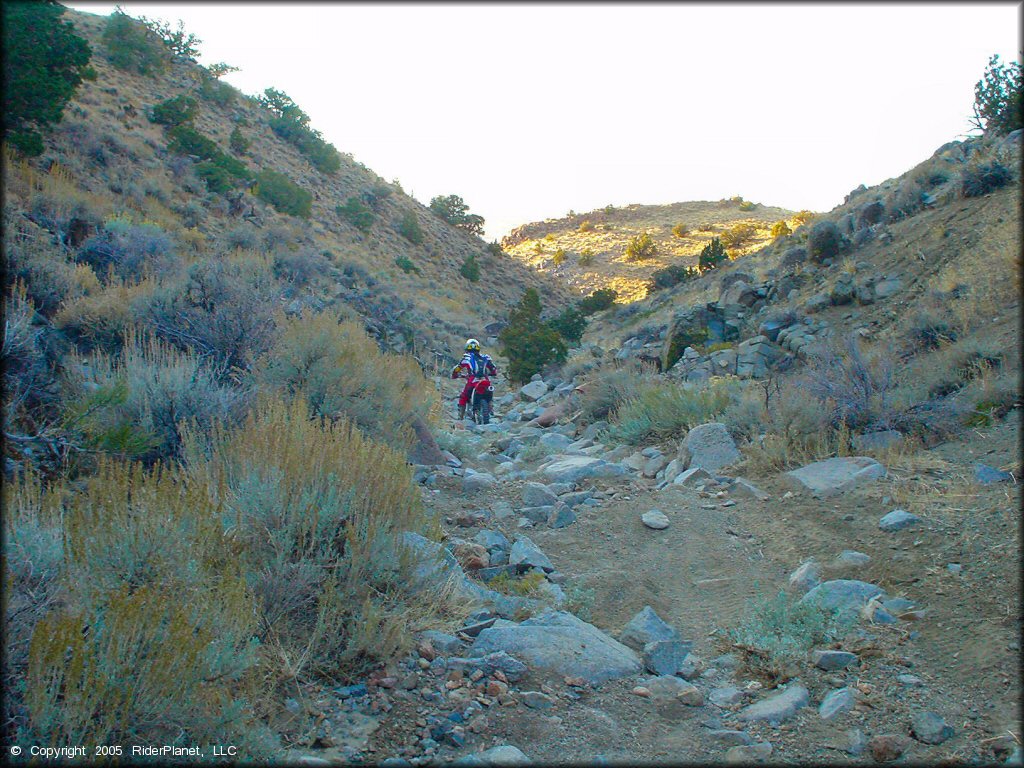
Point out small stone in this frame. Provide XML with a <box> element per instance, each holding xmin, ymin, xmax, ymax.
<box><xmin>676</xmin><ymin>684</ymin><xmax>704</xmax><ymax>706</ymax></box>
<box><xmin>677</xmin><ymin>654</ymin><xmax>702</xmax><ymax>680</ymax></box>
<box><xmin>631</xmin><ymin>686</ymin><xmax>651</xmax><ymax>698</ymax></box>
<box><xmin>834</xmin><ymin>550</ymin><xmax>871</xmax><ymax>568</ymax></box>
<box><xmin>709</xmin><ymin>687</ymin><xmax>745</xmax><ymax>708</ymax></box>
<box><xmin>642</xmin><ymin>639</ymin><xmax>694</xmax><ymax>676</ymax></box>
<box><xmin>869</xmin><ymin>734</ymin><xmax>910</xmax><ymax>762</ymax></box>
<box><xmin>975</xmin><ymin>463</ymin><xmax>1013</xmax><ymax>484</ymax></box>
<box><xmin>789</xmin><ymin>560</ymin><xmax>821</xmax><ymax>592</ymax></box>
<box><xmin>737</xmin><ymin>684</ymin><xmax>809</xmax><ymax>724</ymax></box>
<box><xmin>725</xmin><ymin>742</ymin><xmax>772</xmax><ymax>763</ymax></box>
<box><xmin>947</xmin><ymin>563</ymin><xmax>962</xmax><ymax>575</ymax></box>
<box><xmin>811</xmin><ymin>649</ymin><xmax>858</xmax><ymax>671</ymax></box>
<box><xmin>879</xmin><ymin>509</ymin><xmax>921</xmax><ymax>532</ymax></box>
<box><xmin>898</xmin><ymin>674</ymin><xmax>923</xmax><ymax>686</ymax></box>
<box><xmin>620</xmin><ymin>606</ymin><xmax>678</xmax><ymax>650</ymax></box>
<box><xmin>911</xmin><ymin>711</ymin><xmax>954</xmax><ymax>744</ymax></box>
<box><xmin>845</xmin><ymin>729</ymin><xmax>867</xmax><ymax>757</ymax></box>
<box><xmin>521</xmin><ymin>691</ymin><xmax>554</xmax><ymax>710</ymax></box>
<box><xmin>819</xmin><ymin>687</ymin><xmax>856</xmax><ymax>720</ymax></box>
<box><xmin>641</xmin><ymin>509</ymin><xmax>670</xmax><ymax>530</ymax></box>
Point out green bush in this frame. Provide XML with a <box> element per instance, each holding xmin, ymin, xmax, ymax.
<box><xmin>739</xmin><ymin>200</ymin><xmax>756</xmax><ymax>211</ymax></box>
<box><xmin>260</xmin><ymin>88</ymin><xmax>340</xmax><ymax>174</ymax></box>
<box><xmin>672</xmin><ymin>223</ymin><xmax>689</xmax><ymax>238</ymax></box>
<box><xmin>579</xmin><ymin>287</ymin><xmax>618</xmax><ymax>315</ymax></box>
<box><xmin>255</xmin><ymin>170</ymin><xmax>312</xmax><ymax>218</ymax></box>
<box><xmin>650</xmin><ymin>262</ymin><xmax>699</xmax><ymax>291</ymax></box>
<box><xmin>771</xmin><ymin>220</ymin><xmax>792</xmax><ymax>239</ymax></box>
<box><xmin>578</xmin><ymin>220</ymin><xmax>594</xmax><ymax>233</ymax></box>
<box><xmin>728</xmin><ymin>590</ymin><xmax>851</xmax><ymax>678</ymax></box>
<box><xmin>486</xmin><ymin>241</ymin><xmax>504</xmax><ymax>258</ymax></box>
<box><xmin>136</xmin><ymin>14</ymin><xmax>202</xmax><ymax>60</ymax></box>
<box><xmin>429</xmin><ymin>194</ymin><xmax>485</xmax><ymax>235</ymax></box>
<box><xmin>195</xmin><ymin>161</ymin><xmax>234</xmax><ymax>194</ymax></box>
<box><xmin>552</xmin><ymin>247</ymin><xmax>567</xmax><ymax>266</ymax></box>
<box><xmin>229</xmin><ymin>125</ymin><xmax>249</xmax><ymax>155</ymax></box>
<box><xmin>721</xmin><ymin>221</ymin><xmax>757</xmax><ymax>249</ymax></box>
<box><xmin>460</xmin><ymin>254</ymin><xmax>481</xmax><ymax>282</ymax></box>
<box><xmin>698</xmin><ymin>236</ymin><xmax>727</xmax><ymax>271</ymax></box>
<box><xmin>2</xmin><ymin>1</ymin><xmax>92</xmax><ymax>154</ymax></box>
<box><xmin>101</xmin><ymin>9</ymin><xmax>168</xmax><ymax>75</ymax></box>
<box><xmin>199</xmin><ymin>74</ymin><xmax>237</xmax><ymax>106</ymax></box>
<box><xmin>336</xmin><ymin>196</ymin><xmax>375</xmax><ymax>231</ymax></box>
<box><xmin>625</xmin><ymin>231</ymin><xmax>657</xmax><ymax>261</ymax></box>
<box><xmin>579</xmin><ymin>248</ymin><xmax>595</xmax><ymax>266</ymax></box>
<box><xmin>960</xmin><ymin>160</ymin><xmax>1013</xmax><ymax>197</ymax></box>
<box><xmin>499</xmin><ymin>288</ymin><xmax>567</xmax><ymax>382</ymax></box>
<box><xmin>609</xmin><ymin>378</ymin><xmax>736</xmax><ymax>444</ymax></box>
<box><xmin>396</xmin><ymin>210</ymin><xmax>424</xmax><ymax>244</ymax></box>
<box><xmin>167</xmin><ymin>124</ymin><xmax>219</xmax><ymax>159</ymax></box>
<box><xmin>971</xmin><ymin>54</ymin><xmax>1023</xmax><ymax>135</ymax></box>
<box><xmin>395</xmin><ymin>256</ymin><xmax>419</xmax><ymax>274</ymax></box>
<box><xmin>149</xmin><ymin>94</ymin><xmax>197</xmax><ymax>127</ymax></box>
<box><xmin>550</xmin><ymin>306</ymin><xmax>586</xmax><ymax>343</ymax></box>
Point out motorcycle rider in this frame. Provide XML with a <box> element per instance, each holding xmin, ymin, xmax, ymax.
<box><xmin>451</xmin><ymin>338</ymin><xmax>497</xmax><ymax>420</ymax></box>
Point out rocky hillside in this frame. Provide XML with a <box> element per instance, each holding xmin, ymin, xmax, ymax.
<box><xmin>7</xmin><ymin>7</ymin><xmax>569</xmax><ymax>367</ymax></box>
<box><xmin>501</xmin><ymin>199</ymin><xmax>798</xmax><ymax>303</ymax></box>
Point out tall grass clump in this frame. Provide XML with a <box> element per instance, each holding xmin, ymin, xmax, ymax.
<box><xmin>256</xmin><ymin>311</ymin><xmax>433</xmax><ymax>452</ymax></box>
<box><xmin>609</xmin><ymin>377</ymin><xmax>737</xmax><ymax>443</ymax></box>
<box><xmin>183</xmin><ymin>397</ymin><xmax>440</xmax><ymax>680</ymax></box>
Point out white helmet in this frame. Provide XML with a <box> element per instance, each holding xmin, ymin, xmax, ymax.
<box><xmin>465</xmin><ymin>338</ymin><xmax>481</xmax><ymax>352</ymax></box>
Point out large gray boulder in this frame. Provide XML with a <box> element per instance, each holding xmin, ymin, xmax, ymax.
<box><xmin>619</xmin><ymin>606</ymin><xmax>678</xmax><ymax>650</ymax></box>
<box><xmin>522</xmin><ymin>482</ymin><xmax>558</xmax><ymax>508</ymax></box>
<box><xmin>519</xmin><ymin>381</ymin><xmax>548</xmax><ymax>402</ymax></box>
<box><xmin>508</xmin><ymin>536</ymin><xmax>555</xmax><ymax>572</ymax></box>
<box><xmin>784</xmin><ymin>456</ymin><xmax>886</xmax><ymax>498</ymax></box>
<box><xmin>680</xmin><ymin>423</ymin><xmax>741</xmax><ymax>471</ymax></box>
<box><xmin>463</xmin><ymin>471</ymin><xmax>498</xmax><ymax>494</ymax></box>
<box><xmin>469</xmin><ymin>610</ymin><xmax>642</xmax><ymax>685</ymax></box>
<box><xmin>800</xmin><ymin>579</ymin><xmax>886</xmax><ymax>619</ymax></box>
<box><xmin>540</xmin><ymin>456</ymin><xmax>627</xmax><ymax>483</ymax></box>
<box><xmin>738</xmin><ymin>684</ymin><xmax>809</xmax><ymax>724</ymax></box>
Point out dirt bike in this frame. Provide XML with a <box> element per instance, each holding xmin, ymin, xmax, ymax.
<box><xmin>469</xmin><ymin>372</ymin><xmax>496</xmax><ymax>424</ymax></box>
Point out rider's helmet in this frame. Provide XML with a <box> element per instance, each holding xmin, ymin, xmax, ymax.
<box><xmin>465</xmin><ymin>338</ymin><xmax>481</xmax><ymax>352</ymax></box>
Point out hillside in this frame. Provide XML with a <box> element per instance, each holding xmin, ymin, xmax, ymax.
<box><xmin>501</xmin><ymin>199</ymin><xmax>798</xmax><ymax>303</ymax></box>
<box><xmin>6</xmin><ymin>7</ymin><xmax>570</xmax><ymax>368</ymax></box>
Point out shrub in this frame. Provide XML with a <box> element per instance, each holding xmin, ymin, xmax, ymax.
<box><xmin>148</xmin><ymin>94</ymin><xmax>197</xmax><ymax>127</ymax></box>
<box><xmin>255</xmin><ymin>170</ymin><xmax>312</xmax><ymax>218</ymax></box>
<box><xmin>807</xmin><ymin>220</ymin><xmax>842</xmax><ymax>262</ymax></box>
<box><xmin>395</xmin><ymin>210</ymin><xmax>424</xmax><ymax>244</ymax></box>
<box><xmin>429</xmin><ymin>194</ymin><xmax>485</xmax><ymax>235</ymax></box>
<box><xmin>729</xmin><ymin>590</ymin><xmax>851</xmax><ymax>680</ymax></box>
<box><xmin>581</xmin><ymin>362</ymin><xmax>648</xmax><ymax>421</ymax></box>
<box><xmin>625</xmin><ymin>232</ymin><xmax>657</xmax><ymax>261</ymax></box>
<box><xmin>802</xmin><ymin>334</ymin><xmax>897</xmax><ymax>431</ymax></box>
<box><xmin>195</xmin><ymin>161</ymin><xmax>234</xmax><ymax>194</ymax></box>
<box><xmin>460</xmin><ymin>254</ymin><xmax>481</xmax><ymax>282</ymax></box>
<box><xmin>499</xmin><ymin>288</ymin><xmax>568</xmax><ymax>382</ymax></box>
<box><xmin>198</xmin><ymin>74</ymin><xmax>237</xmax><ymax>106</ymax></box>
<box><xmin>77</xmin><ymin>217</ymin><xmax>180</xmax><ymax>283</ymax></box>
<box><xmin>650</xmin><ymin>262</ymin><xmax>699</xmax><ymax>291</ymax></box>
<box><xmin>672</xmin><ymin>223</ymin><xmax>689</xmax><ymax>238</ymax></box>
<box><xmin>696</xmin><ymin>222</ymin><xmax>715</xmax><ymax>232</ymax></box>
<box><xmin>224</xmin><ymin>224</ymin><xmax>259</xmax><ymax>251</ymax></box>
<box><xmin>970</xmin><ymin>53</ymin><xmax>1023</xmax><ymax>135</ymax></box>
<box><xmin>549</xmin><ymin>306</ymin><xmax>587</xmax><ymax>343</ymax></box>
<box><xmin>609</xmin><ymin>378</ymin><xmax>736</xmax><ymax>444</ymax></box>
<box><xmin>256</xmin><ymin>312</ymin><xmax>433</xmax><ymax>451</ymax></box>
<box><xmin>721</xmin><ymin>222</ymin><xmax>757</xmax><ymax>249</ymax></box>
<box><xmin>229</xmin><ymin>125</ymin><xmax>249</xmax><ymax>155</ymax></box>
<box><xmin>101</xmin><ymin>8</ymin><xmax>168</xmax><ymax>75</ymax></box>
<box><xmin>486</xmin><ymin>241</ymin><xmax>504</xmax><ymax>258</ymax></box>
<box><xmin>336</xmin><ymin>196</ymin><xmax>375</xmax><ymax>231</ymax></box>
<box><xmin>791</xmin><ymin>210</ymin><xmax>815</xmax><ymax>227</ymax></box>
<box><xmin>698</xmin><ymin>236</ymin><xmax>727</xmax><ymax>271</ymax></box>
<box><xmin>64</xmin><ymin>331</ymin><xmax>242</xmax><ymax>460</ymax></box>
<box><xmin>167</xmin><ymin>124</ymin><xmax>219</xmax><ymax>159</ymax></box>
<box><xmin>578</xmin><ymin>220</ymin><xmax>594</xmax><ymax>233</ymax></box>
<box><xmin>552</xmin><ymin>247</ymin><xmax>567</xmax><ymax>266</ymax></box>
<box><xmin>579</xmin><ymin>248</ymin><xmax>595</xmax><ymax>266</ymax></box>
<box><xmin>395</xmin><ymin>255</ymin><xmax>419</xmax><ymax>274</ymax></box>
<box><xmin>136</xmin><ymin>14</ymin><xmax>201</xmax><ymax>60</ymax></box>
<box><xmin>579</xmin><ymin>288</ymin><xmax>617</xmax><ymax>315</ymax></box>
<box><xmin>770</xmin><ymin>220</ymin><xmax>792</xmax><ymax>239</ymax></box>
<box><xmin>362</xmin><ymin>182</ymin><xmax>393</xmax><ymax>211</ymax></box>
<box><xmin>272</xmin><ymin>246</ymin><xmax>328</xmax><ymax>286</ymax></box>
<box><xmin>738</xmin><ymin>200</ymin><xmax>756</xmax><ymax>211</ymax></box>
<box><xmin>960</xmin><ymin>160</ymin><xmax>1013</xmax><ymax>197</ymax></box>
<box><xmin>2</xmin><ymin>2</ymin><xmax>92</xmax><ymax>155</ymax></box>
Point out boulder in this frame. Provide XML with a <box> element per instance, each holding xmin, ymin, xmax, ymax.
<box><xmin>639</xmin><ymin>674</ymin><xmax>691</xmax><ymax>699</ymax></box>
<box><xmin>737</xmin><ymin>684</ymin><xmax>809</xmax><ymax>724</ymax></box>
<box><xmin>469</xmin><ymin>610</ymin><xmax>642</xmax><ymax>685</ymax></box>
<box><xmin>519</xmin><ymin>381</ymin><xmax>548</xmax><ymax>402</ymax></box>
<box><xmin>474</xmin><ymin>745</ymin><xmax>530</xmax><ymax>766</ymax></box>
<box><xmin>731</xmin><ymin>477</ymin><xmax>769</xmax><ymax>501</ymax></box>
<box><xmin>547</xmin><ymin>503</ymin><xmax>576</xmax><ymax>529</ymax></box>
<box><xmin>463</xmin><ymin>472</ymin><xmax>498</xmax><ymax>494</ymax></box>
<box><xmin>975</xmin><ymin>463</ymin><xmax>1013</xmax><ymax>484</ymax></box>
<box><xmin>540</xmin><ymin>432</ymin><xmax>573</xmax><ymax>451</ymax></box>
<box><xmin>619</xmin><ymin>606</ymin><xmax>678</xmax><ymax>650</ymax></box>
<box><xmin>811</xmin><ymin>649</ymin><xmax>858</xmax><ymax>671</ymax></box>
<box><xmin>522</xmin><ymin>482</ymin><xmax>558</xmax><ymax>508</ymax></box>
<box><xmin>789</xmin><ymin>560</ymin><xmax>821</xmax><ymax>592</ymax></box>
<box><xmin>534</xmin><ymin>403</ymin><xmax>568</xmax><ymax>428</ymax></box>
<box><xmin>641</xmin><ymin>510</ymin><xmax>670</xmax><ymax>530</ymax></box>
<box><xmin>642</xmin><ymin>639</ymin><xmax>694</xmax><ymax>676</ymax></box>
<box><xmin>800</xmin><ymin>579</ymin><xmax>886</xmax><ymax>619</ymax></box>
<box><xmin>784</xmin><ymin>456</ymin><xmax>886</xmax><ymax>498</ymax></box>
<box><xmin>911</xmin><ymin>711</ymin><xmax>954</xmax><ymax>745</ymax></box>
<box><xmin>819</xmin><ymin>687</ymin><xmax>856</xmax><ymax>720</ymax></box>
<box><xmin>673</xmin><ymin>466</ymin><xmax>712</xmax><ymax>486</ymax></box>
<box><xmin>508</xmin><ymin>536</ymin><xmax>554</xmax><ymax>572</ymax></box>
<box><xmin>878</xmin><ymin>509</ymin><xmax>920</xmax><ymax>532</ymax></box>
<box><xmin>541</xmin><ymin>456</ymin><xmax>627</xmax><ymax>483</ymax></box>
<box><xmin>680</xmin><ymin>423</ymin><xmax>741</xmax><ymax>472</ymax></box>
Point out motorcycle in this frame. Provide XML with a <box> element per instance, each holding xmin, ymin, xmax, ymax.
<box><xmin>469</xmin><ymin>371</ymin><xmax>495</xmax><ymax>424</ymax></box>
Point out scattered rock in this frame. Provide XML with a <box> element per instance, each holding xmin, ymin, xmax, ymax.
<box><xmin>898</xmin><ymin>674</ymin><xmax>923</xmax><ymax>687</ymax></box>
<box><xmin>789</xmin><ymin>560</ymin><xmax>821</xmax><ymax>592</ymax></box>
<box><xmin>522</xmin><ymin>482</ymin><xmax>558</xmax><ymax>507</ymax></box>
<box><xmin>640</xmin><ymin>675</ymin><xmax>692</xmax><ymax>699</ymax></box>
<box><xmin>731</xmin><ymin>477</ymin><xmax>769</xmax><ymax>501</ymax></box>
<box><xmin>680</xmin><ymin>423</ymin><xmax>741</xmax><ymax>472</ymax></box>
<box><xmin>911</xmin><ymin>711</ymin><xmax>954</xmax><ymax>744</ymax></box>
<box><xmin>676</xmin><ymin>683</ymin><xmax>704</xmax><ymax>706</ymax></box>
<box><xmin>508</xmin><ymin>536</ymin><xmax>554</xmax><ymax>572</ymax></box>
<box><xmin>677</xmin><ymin>654</ymin><xmax>702</xmax><ymax>680</ymax></box>
<box><xmin>673</xmin><ymin>466</ymin><xmax>712</xmax><ymax>486</ymax></box>
<box><xmin>541</xmin><ymin>456</ymin><xmax>627</xmax><ymax>483</ymax></box>
<box><xmin>619</xmin><ymin>606</ymin><xmax>678</xmax><ymax>650</ymax></box>
<box><xmin>833</xmin><ymin>550</ymin><xmax>871</xmax><ymax>568</ymax></box>
<box><xmin>879</xmin><ymin>509</ymin><xmax>921</xmax><ymax>532</ymax></box>
<box><xmin>868</xmin><ymin>734</ymin><xmax>911</xmax><ymax>762</ymax></box>
<box><xmin>800</xmin><ymin>580</ymin><xmax>886</xmax><ymax>619</ymax></box>
<box><xmin>631</xmin><ymin>686</ymin><xmax>651</xmax><ymax>698</ymax></box>
<box><xmin>469</xmin><ymin>610</ymin><xmax>642</xmax><ymax>685</ymax></box>
<box><xmin>709</xmin><ymin>687</ymin><xmax>745</xmax><ymax>708</ymax></box>
<box><xmin>784</xmin><ymin>456</ymin><xmax>886</xmax><ymax>498</ymax></box>
<box><xmin>463</xmin><ymin>472</ymin><xmax>498</xmax><ymax>494</ymax></box>
<box><xmin>811</xmin><ymin>649</ymin><xmax>858</xmax><ymax>671</ymax></box>
<box><xmin>520</xmin><ymin>691</ymin><xmax>554</xmax><ymax>710</ymax></box>
<box><xmin>819</xmin><ymin>687</ymin><xmax>856</xmax><ymax>720</ymax></box>
<box><xmin>845</xmin><ymin>728</ymin><xmax>868</xmax><ymax>757</ymax></box>
<box><xmin>641</xmin><ymin>509</ymin><xmax>670</xmax><ymax>530</ymax></box>
<box><xmin>975</xmin><ymin>463</ymin><xmax>1013</xmax><ymax>484</ymax></box>
<box><xmin>519</xmin><ymin>381</ymin><xmax>548</xmax><ymax>402</ymax></box>
<box><xmin>547</xmin><ymin>503</ymin><xmax>577</xmax><ymax>529</ymax></box>
<box><xmin>725</xmin><ymin>743</ymin><xmax>772</xmax><ymax>763</ymax></box>
<box><xmin>642</xmin><ymin>639</ymin><xmax>694</xmax><ymax>676</ymax></box>
<box><xmin>475</xmin><ymin>745</ymin><xmax>531</xmax><ymax>765</ymax></box>
<box><xmin>737</xmin><ymin>684</ymin><xmax>809</xmax><ymax>724</ymax></box>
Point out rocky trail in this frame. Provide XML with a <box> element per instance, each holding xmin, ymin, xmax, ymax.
<box><xmin>284</xmin><ymin>377</ymin><xmax>1021</xmax><ymax>766</ymax></box>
